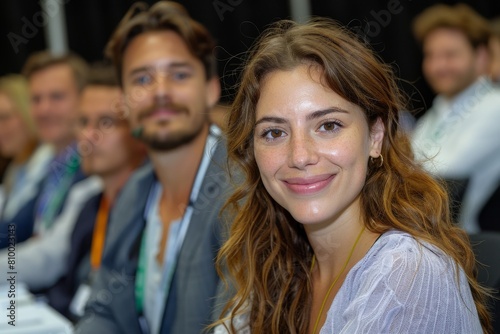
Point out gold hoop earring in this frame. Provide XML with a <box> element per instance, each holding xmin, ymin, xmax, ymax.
<box><xmin>370</xmin><ymin>154</ymin><xmax>383</xmax><ymax>168</ymax></box>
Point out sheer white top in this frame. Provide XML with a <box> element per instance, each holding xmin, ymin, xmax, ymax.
<box><xmin>215</xmin><ymin>230</ymin><xmax>482</xmax><ymax>333</ymax></box>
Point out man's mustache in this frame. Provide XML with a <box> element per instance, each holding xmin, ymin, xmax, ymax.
<box><xmin>138</xmin><ymin>102</ymin><xmax>188</xmax><ymax>121</ymax></box>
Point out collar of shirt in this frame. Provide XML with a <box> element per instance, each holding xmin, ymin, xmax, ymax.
<box><xmin>433</xmin><ymin>76</ymin><xmax>494</xmax><ymax>120</ymax></box>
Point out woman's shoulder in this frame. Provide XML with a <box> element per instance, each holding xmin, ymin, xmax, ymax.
<box><xmin>352</xmin><ymin>229</ymin><xmax>459</xmax><ymax>285</ymax></box>
<box><xmin>368</xmin><ymin>229</ymin><xmax>448</xmax><ymax>262</ymax></box>
<box><xmin>326</xmin><ymin>230</ymin><xmax>480</xmax><ymax>333</ymax></box>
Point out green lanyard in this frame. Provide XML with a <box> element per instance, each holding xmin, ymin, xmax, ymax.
<box><xmin>134</xmin><ymin>205</ymin><xmax>192</xmax><ymax>315</ymax></box>
<box><xmin>41</xmin><ymin>158</ymin><xmax>79</xmax><ymax>231</ymax></box>
<box><xmin>134</xmin><ymin>181</ymin><xmax>161</xmax><ymax>315</ymax></box>
<box><xmin>135</xmin><ymin>231</ymin><xmax>148</xmax><ymax>314</ymax></box>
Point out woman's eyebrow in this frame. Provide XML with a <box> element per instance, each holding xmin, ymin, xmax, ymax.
<box><xmin>255</xmin><ymin>107</ymin><xmax>349</xmax><ymax>126</ymax></box>
<box><xmin>306</xmin><ymin>107</ymin><xmax>349</xmax><ymax>121</ymax></box>
<box><xmin>255</xmin><ymin>116</ymin><xmax>287</xmax><ymax>126</ymax></box>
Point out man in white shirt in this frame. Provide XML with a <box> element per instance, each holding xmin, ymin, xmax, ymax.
<box><xmin>412</xmin><ymin>4</ymin><xmax>500</xmax><ymax>232</ymax></box>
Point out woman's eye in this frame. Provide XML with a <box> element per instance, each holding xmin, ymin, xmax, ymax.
<box><xmin>262</xmin><ymin>129</ymin><xmax>285</xmax><ymax>140</ymax></box>
<box><xmin>270</xmin><ymin>129</ymin><xmax>283</xmax><ymax>138</ymax></box>
<box><xmin>319</xmin><ymin>121</ymin><xmax>340</xmax><ymax>132</ymax></box>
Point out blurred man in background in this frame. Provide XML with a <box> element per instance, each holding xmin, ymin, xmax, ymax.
<box><xmin>1</xmin><ymin>52</ymin><xmax>94</xmax><ymax>243</ymax></box>
<box><xmin>0</xmin><ymin>56</ymin><xmax>105</xmax><ymax>291</ymax></box>
<box><xmin>412</xmin><ymin>4</ymin><xmax>500</xmax><ymax>232</ymax></box>
<box><xmin>0</xmin><ymin>63</ymin><xmax>145</xmax><ymax>317</ymax></box>
<box><xmin>77</xmin><ymin>2</ymin><xmax>232</xmax><ymax>334</ymax></box>
<box><xmin>44</xmin><ymin>63</ymin><xmax>145</xmax><ymax>319</ymax></box>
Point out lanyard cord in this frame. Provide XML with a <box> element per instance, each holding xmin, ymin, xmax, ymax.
<box><xmin>90</xmin><ymin>195</ymin><xmax>110</xmax><ymax>271</ymax></box>
<box><xmin>311</xmin><ymin>227</ymin><xmax>365</xmax><ymax>334</ymax></box>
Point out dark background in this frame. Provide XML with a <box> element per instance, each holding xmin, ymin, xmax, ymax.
<box><xmin>1</xmin><ymin>0</ymin><xmax>499</xmax><ymax>115</ymax></box>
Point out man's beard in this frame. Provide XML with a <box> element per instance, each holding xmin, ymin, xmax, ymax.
<box><xmin>137</xmin><ymin>100</ymin><xmax>205</xmax><ymax>151</ymax></box>
<box><xmin>141</xmin><ymin>121</ymin><xmax>204</xmax><ymax>151</ymax></box>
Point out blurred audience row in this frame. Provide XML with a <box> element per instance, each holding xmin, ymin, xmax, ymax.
<box><xmin>0</xmin><ymin>2</ymin><xmax>499</xmax><ymax>333</ymax></box>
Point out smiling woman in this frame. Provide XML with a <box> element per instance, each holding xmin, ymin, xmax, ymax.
<box><xmin>253</xmin><ymin>65</ymin><xmax>383</xmax><ymax>227</ymax></box>
<box><xmin>213</xmin><ymin>19</ymin><xmax>493</xmax><ymax>334</ymax></box>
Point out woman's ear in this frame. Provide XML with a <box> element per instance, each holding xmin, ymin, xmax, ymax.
<box><xmin>369</xmin><ymin>117</ymin><xmax>385</xmax><ymax>157</ymax></box>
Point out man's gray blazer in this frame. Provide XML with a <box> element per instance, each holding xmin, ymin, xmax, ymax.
<box><xmin>76</xmin><ymin>142</ymin><xmax>232</xmax><ymax>334</ymax></box>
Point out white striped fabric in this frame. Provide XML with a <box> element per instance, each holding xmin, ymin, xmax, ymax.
<box><xmin>215</xmin><ymin>230</ymin><xmax>483</xmax><ymax>333</ymax></box>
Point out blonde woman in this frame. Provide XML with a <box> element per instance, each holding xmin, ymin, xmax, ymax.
<box><xmin>0</xmin><ymin>74</ymin><xmax>53</xmax><ymax>244</ymax></box>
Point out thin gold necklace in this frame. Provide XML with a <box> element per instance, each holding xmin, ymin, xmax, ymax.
<box><xmin>311</xmin><ymin>226</ymin><xmax>366</xmax><ymax>334</ymax></box>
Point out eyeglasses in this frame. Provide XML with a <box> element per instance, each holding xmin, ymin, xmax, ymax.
<box><xmin>76</xmin><ymin>114</ymin><xmax>128</xmax><ymax>132</ymax></box>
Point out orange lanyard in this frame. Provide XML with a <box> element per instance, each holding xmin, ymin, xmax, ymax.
<box><xmin>90</xmin><ymin>196</ymin><xmax>110</xmax><ymax>270</ymax></box>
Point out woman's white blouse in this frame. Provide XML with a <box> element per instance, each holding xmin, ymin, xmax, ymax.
<box><xmin>215</xmin><ymin>230</ymin><xmax>482</xmax><ymax>333</ymax></box>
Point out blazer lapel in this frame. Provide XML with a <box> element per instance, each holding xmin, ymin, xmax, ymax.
<box><xmin>106</xmin><ymin>164</ymin><xmax>156</xmax><ymax>334</ymax></box>
<box><xmin>159</xmin><ymin>142</ymin><xmax>229</xmax><ymax>333</ymax></box>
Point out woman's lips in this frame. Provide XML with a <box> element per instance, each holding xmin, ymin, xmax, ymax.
<box><xmin>282</xmin><ymin>174</ymin><xmax>335</xmax><ymax>195</ymax></box>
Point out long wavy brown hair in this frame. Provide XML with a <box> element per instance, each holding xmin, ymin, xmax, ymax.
<box><xmin>215</xmin><ymin>19</ymin><xmax>492</xmax><ymax>333</ymax></box>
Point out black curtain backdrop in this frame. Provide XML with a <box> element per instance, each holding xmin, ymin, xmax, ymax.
<box><xmin>1</xmin><ymin>0</ymin><xmax>499</xmax><ymax>114</ymax></box>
